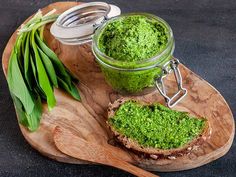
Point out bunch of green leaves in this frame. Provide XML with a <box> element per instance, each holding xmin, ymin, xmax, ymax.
<box><xmin>7</xmin><ymin>10</ymin><xmax>80</xmax><ymax>131</ymax></box>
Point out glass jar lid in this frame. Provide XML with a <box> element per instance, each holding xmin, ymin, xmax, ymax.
<box><xmin>50</xmin><ymin>2</ymin><xmax>121</xmax><ymax>45</ymax></box>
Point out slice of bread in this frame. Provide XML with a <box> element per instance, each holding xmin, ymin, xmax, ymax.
<box><xmin>107</xmin><ymin>98</ymin><xmax>210</xmax><ymax>157</ymax></box>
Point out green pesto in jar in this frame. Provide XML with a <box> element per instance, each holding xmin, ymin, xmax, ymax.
<box><xmin>95</xmin><ymin>14</ymin><xmax>173</xmax><ymax>93</ymax></box>
<box><xmin>98</xmin><ymin>15</ymin><xmax>168</xmax><ymax>62</ymax></box>
<box><xmin>108</xmin><ymin>101</ymin><xmax>206</xmax><ymax>149</ymax></box>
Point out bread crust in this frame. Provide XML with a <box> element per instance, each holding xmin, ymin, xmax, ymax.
<box><xmin>107</xmin><ymin>98</ymin><xmax>210</xmax><ymax>157</ymax></box>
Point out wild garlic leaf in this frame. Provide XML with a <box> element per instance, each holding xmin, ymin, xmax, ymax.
<box><xmin>11</xmin><ymin>94</ymin><xmax>28</xmax><ymax>127</ymax></box>
<box><xmin>70</xmin><ymin>82</ymin><xmax>81</xmax><ymax>101</ymax></box>
<box><xmin>35</xmin><ymin>32</ymin><xmax>72</xmax><ymax>88</ymax></box>
<box><xmin>7</xmin><ymin>48</ymin><xmax>34</xmax><ymax>115</ymax></box>
<box><xmin>37</xmin><ymin>46</ymin><xmax>58</xmax><ymax>87</ymax></box>
<box><xmin>26</xmin><ymin>95</ymin><xmax>42</xmax><ymax>131</ymax></box>
<box><xmin>12</xmin><ymin>92</ymin><xmax>42</xmax><ymax>131</ymax></box>
<box><xmin>57</xmin><ymin>77</ymin><xmax>81</xmax><ymax>101</ymax></box>
<box><xmin>16</xmin><ymin>35</ymin><xmax>24</xmax><ymax>72</ymax></box>
<box><xmin>7</xmin><ymin>10</ymin><xmax>81</xmax><ymax>132</ymax></box>
<box><xmin>29</xmin><ymin>53</ymin><xmax>46</xmax><ymax>99</ymax></box>
<box><xmin>31</xmin><ymin>30</ymin><xmax>56</xmax><ymax>110</ymax></box>
<box><xmin>24</xmin><ymin>33</ymin><xmax>34</xmax><ymax>90</ymax></box>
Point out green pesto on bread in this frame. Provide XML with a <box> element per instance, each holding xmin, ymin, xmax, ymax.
<box><xmin>107</xmin><ymin>98</ymin><xmax>209</xmax><ymax>156</ymax></box>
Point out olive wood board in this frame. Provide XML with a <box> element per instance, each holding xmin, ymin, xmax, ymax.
<box><xmin>2</xmin><ymin>1</ymin><xmax>235</xmax><ymax>172</ymax></box>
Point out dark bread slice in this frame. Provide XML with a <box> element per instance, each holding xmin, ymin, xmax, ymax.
<box><xmin>107</xmin><ymin>97</ymin><xmax>210</xmax><ymax>157</ymax></box>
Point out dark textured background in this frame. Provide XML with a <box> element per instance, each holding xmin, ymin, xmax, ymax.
<box><xmin>0</xmin><ymin>0</ymin><xmax>235</xmax><ymax>176</ymax></box>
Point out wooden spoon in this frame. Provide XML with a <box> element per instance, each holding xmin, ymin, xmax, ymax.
<box><xmin>53</xmin><ymin>126</ymin><xmax>159</xmax><ymax>177</ymax></box>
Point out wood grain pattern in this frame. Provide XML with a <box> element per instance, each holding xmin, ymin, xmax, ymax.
<box><xmin>1</xmin><ymin>1</ymin><xmax>235</xmax><ymax>172</ymax></box>
<box><xmin>54</xmin><ymin>126</ymin><xmax>159</xmax><ymax>177</ymax></box>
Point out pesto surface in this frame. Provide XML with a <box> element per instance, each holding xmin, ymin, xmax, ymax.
<box><xmin>98</xmin><ymin>15</ymin><xmax>168</xmax><ymax>62</ymax></box>
<box><xmin>109</xmin><ymin>101</ymin><xmax>206</xmax><ymax>149</ymax></box>
<box><xmin>95</xmin><ymin>14</ymin><xmax>172</xmax><ymax>93</ymax></box>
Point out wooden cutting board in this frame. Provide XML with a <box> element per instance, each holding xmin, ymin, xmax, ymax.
<box><xmin>2</xmin><ymin>1</ymin><xmax>235</xmax><ymax>172</ymax></box>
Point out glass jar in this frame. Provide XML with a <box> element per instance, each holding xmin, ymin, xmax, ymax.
<box><xmin>92</xmin><ymin>13</ymin><xmax>174</xmax><ymax>94</ymax></box>
<box><xmin>50</xmin><ymin>2</ymin><xmax>187</xmax><ymax>107</ymax></box>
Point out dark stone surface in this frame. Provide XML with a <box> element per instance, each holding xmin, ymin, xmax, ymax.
<box><xmin>0</xmin><ymin>0</ymin><xmax>235</xmax><ymax>176</ymax></box>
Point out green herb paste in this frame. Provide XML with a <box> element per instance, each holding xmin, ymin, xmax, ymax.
<box><xmin>96</xmin><ymin>15</ymin><xmax>173</xmax><ymax>93</ymax></box>
<box><xmin>109</xmin><ymin>101</ymin><xmax>206</xmax><ymax>149</ymax></box>
<box><xmin>98</xmin><ymin>15</ymin><xmax>168</xmax><ymax>62</ymax></box>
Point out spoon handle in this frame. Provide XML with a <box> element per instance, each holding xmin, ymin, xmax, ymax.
<box><xmin>53</xmin><ymin>126</ymin><xmax>159</xmax><ymax>177</ymax></box>
<box><xmin>109</xmin><ymin>157</ymin><xmax>159</xmax><ymax>177</ymax></box>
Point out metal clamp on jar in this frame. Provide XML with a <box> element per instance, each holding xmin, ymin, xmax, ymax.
<box><xmin>50</xmin><ymin>2</ymin><xmax>187</xmax><ymax>107</ymax></box>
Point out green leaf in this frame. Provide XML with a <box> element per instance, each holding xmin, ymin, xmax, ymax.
<box><xmin>16</xmin><ymin>35</ymin><xmax>24</xmax><ymax>72</ymax></box>
<box><xmin>58</xmin><ymin>77</ymin><xmax>81</xmax><ymax>101</ymax></box>
<box><xmin>7</xmin><ymin>10</ymin><xmax>81</xmax><ymax>132</ymax></box>
<box><xmin>69</xmin><ymin>82</ymin><xmax>81</xmax><ymax>101</ymax></box>
<box><xmin>8</xmin><ymin>38</ymin><xmax>42</xmax><ymax>131</ymax></box>
<box><xmin>26</xmin><ymin>95</ymin><xmax>42</xmax><ymax>131</ymax></box>
<box><xmin>11</xmin><ymin>94</ymin><xmax>28</xmax><ymax>127</ymax></box>
<box><xmin>30</xmin><ymin>53</ymin><xmax>46</xmax><ymax>99</ymax></box>
<box><xmin>39</xmin><ymin>26</ymin><xmax>45</xmax><ymax>40</ymax></box>
<box><xmin>7</xmin><ymin>47</ymin><xmax>34</xmax><ymax>115</ymax></box>
<box><xmin>37</xmin><ymin>46</ymin><xmax>58</xmax><ymax>87</ymax></box>
<box><xmin>30</xmin><ymin>52</ymin><xmax>37</xmax><ymax>79</ymax></box>
<box><xmin>35</xmin><ymin>32</ymin><xmax>73</xmax><ymax>88</ymax></box>
<box><xmin>21</xmin><ymin>33</ymin><xmax>27</xmax><ymax>58</ymax></box>
<box><xmin>31</xmin><ymin>30</ymin><xmax>56</xmax><ymax>110</ymax></box>
<box><xmin>12</xmin><ymin>93</ymin><xmax>42</xmax><ymax>131</ymax></box>
<box><xmin>24</xmin><ymin>33</ymin><xmax>34</xmax><ymax>90</ymax></box>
